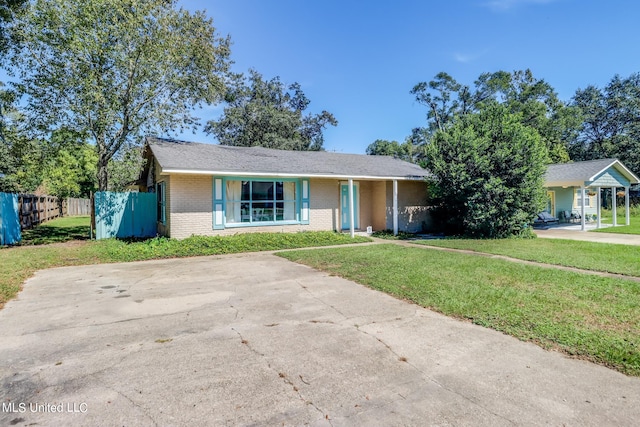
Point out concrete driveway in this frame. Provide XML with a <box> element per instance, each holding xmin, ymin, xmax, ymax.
<box><xmin>535</xmin><ymin>228</ymin><xmax>640</xmax><ymax>245</ymax></box>
<box><xmin>1</xmin><ymin>252</ymin><xmax>639</xmax><ymax>426</ymax></box>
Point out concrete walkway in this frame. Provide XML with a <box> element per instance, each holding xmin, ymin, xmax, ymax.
<box><xmin>1</xmin><ymin>252</ymin><xmax>639</xmax><ymax>426</ymax></box>
<box><xmin>535</xmin><ymin>228</ymin><xmax>640</xmax><ymax>245</ymax></box>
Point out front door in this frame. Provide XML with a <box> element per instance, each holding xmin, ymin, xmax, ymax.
<box><xmin>546</xmin><ymin>190</ymin><xmax>556</xmax><ymax>216</ymax></box>
<box><xmin>340</xmin><ymin>183</ymin><xmax>359</xmax><ymax>230</ymax></box>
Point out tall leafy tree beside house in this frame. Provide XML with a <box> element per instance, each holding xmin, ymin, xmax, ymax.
<box><xmin>5</xmin><ymin>0</ymin><xmax>231</xmax><ymax>191</ymax></box>
<box><xmin>411</xmin><ymin>70</ymin><xmax>578</xmax><ymax>163</ymax></box>
<box><xmin>570</xmin><ymin>73</ymin><xmax>640</xmax><ymax>176</ymax></box>
<box><xmin>365</xmin><ymin>131</ymin><xmax>428</xmax><ymax>165</ymax></box>
<box><xmin>0</xmin><ymin>0</ymin><xmax>27</xmax><ymax>150</ymax></box>
<box><xmin>366</xmin><ymin>139</ymin><xmax>411</xmax><ymax>161</ymax></box>
<box><xmin>206</xmin><ymin>69</ymin><xmax>337</xmax><ymax>151</ymax></box>
<box><xmin>0</xmin><ymin>0</ymin><xmax>26</xmax><ymax>54</ymax></box>
<box><xmin>426</xmin><ymin>103</ymin><xmax>548</xmax><ymax>238</ymax></box>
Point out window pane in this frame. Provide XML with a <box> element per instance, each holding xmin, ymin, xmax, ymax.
<box><xmin>277</xmin><ymin>201</ymin><xmax>296</xmax><ymax>221</ymax></box>
<box><xmin>252</xmin><ymin>202</ymin><xmax>274</xmax><ymax>221</ymax></box>
<box><xmin>241</xmin><ymin>181</ymin><xmax>251</xmax><ymax>201</ymax></box>
<box><xmin>283</xmin><ymin>182</ymin><xmax>295</xmax><ymax>200</ymax></box>
<box><xmin>241</xmin><ymin>203</ymin><xmax>251</xmax><ymax>222</ymax></box>
<box><xmin>252</xmin><ymin>181</ymin><xmax>273</xmax><ymax>200</ymax></box>
<box><xmin>226</xmin><ymin>202</ymin><xmax>241</xmax><ymax>223</ymax></box>
<box><xmin>226</xmin><ymin>180</ymin><xmax>242</xmax><ymax>201</ymax></box>
<box><xmin>276</xmin><ymin>182</ymin><xmax>284</xmax><ymax>200</ymax></box>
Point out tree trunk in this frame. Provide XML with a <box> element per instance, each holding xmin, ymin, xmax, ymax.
<box><xmin>97</xmin><ymin>153</ymin><xmax>109</xmax><ymax>191</ymax></box>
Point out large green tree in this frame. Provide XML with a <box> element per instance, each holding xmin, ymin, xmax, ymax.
<box><xmin>6</xmin><ymin>0</ymin><xmax>231</xmax><ymax>190</ymax></box>
<box><xmin>411</xmin><ymin>70</ymin><xmax>578</xmax><ymax>163</ymax></box>
<box><xmin>365</xmin><ymin>131</ymin><xmax>428</xmax><ymax>164</ymax></box>
<box><xmin>366</xmin><ymin>139</ymin><xmax>410</xmax><ymax>160</ymax></box>
<box><xmin>41</xmin><ymin>144</ymin><xmax>97</xmax><ymax>199</ymax></box>
<box><xmin>0</xmin><ymin>0</ymin><xmax>27</xmax><ymax>146</ymax></box>
<box><xmin>0</xmin><ymin>0</ymin><xmax>26</xmax><ymax>54</ymax></box>
<box><xmin>426</xmin><ymin>103</ymin><xmax>548</xmax><ymax>238</ymax></box>
<box><xmin>107</xmin><ymin>144</ymin><xmax>145</xmax><ymax>191</ymax></box>
<box><xmin>1</xmin><ymin>125</ymin><xmax>98</xmax><ymax>195</ymax></box>
<box><xmin>570</xmin><ymin>73</ymin><xmax>640</xmax><ymax>175</ymax></box>
<box><xmin>206</xmin><ymin>69</ymin><xmax>337</xmax><ymax>151</ymax></box>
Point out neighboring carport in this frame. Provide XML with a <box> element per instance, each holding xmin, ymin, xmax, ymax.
<box><xmin>545</xmin><ymin>158</ymin><xmax>640</xmax><ymax>231</ymax></box>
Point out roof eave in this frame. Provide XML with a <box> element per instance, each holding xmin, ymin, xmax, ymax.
<box><xmin>545</xmin><ymin>180</ymin><xmax>586</xmax><ymax>188</ymax></box>
<box><xmin>160</xmin><ymin>168</ymin><xmax>427</xmax><ymax>181</ymax></box>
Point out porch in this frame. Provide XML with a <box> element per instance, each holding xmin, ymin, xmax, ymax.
<box><xmin>339</xmin><ymin>179</ymin><xmax>429</xmax><ymax>238</ymax></box>
<box><xmin>544</xmin><ymin>159</ymin><xmax>639</xmax><ymax>232</ymax></box>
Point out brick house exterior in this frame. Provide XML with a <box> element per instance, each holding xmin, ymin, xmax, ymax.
<box><xmin>140</xmin><ymin>137</ymin><xmax>430</xmax><ymax>239</ymax></box>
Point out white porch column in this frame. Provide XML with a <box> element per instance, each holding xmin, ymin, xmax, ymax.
<box><xmin>393</xmin><ymin>179</ymin><xmax>398</xmax><ymax>236</ymax></box>
<box><xmin>612</xmin><ymin>186</ymin><xmax>617</xmax><ymax>227</ymax></box>
<box><xmin>596</xmin><ymin>187</ymin><xmax>601</xmax><ymax>229</ymax></box>
<box><xmin>348</xmin><ymin>178</ymin><xmax>355</xmax><ymax>238</ymax></box>
<box><xmin>625</xmin><ymin>186</ymin><xmax>630</xmax><ymax>226</ymax></box>
<box><xmin>580</xmin><ymin>186</ymin><xmax>586</xmax><ymax>231</ymax></box>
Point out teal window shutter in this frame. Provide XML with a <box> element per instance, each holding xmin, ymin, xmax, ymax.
<box><xmin>301</xmin><ymin>179</ymin><xmax>310</xmax><ymax>224</ymax></box>
<box><xmin>213</xmin><ymin>178</ymin><xmax>224</xmax><ymax>229</ymax></box>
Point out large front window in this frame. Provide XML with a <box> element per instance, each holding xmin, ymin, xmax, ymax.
<box><xmin>225</xmin><ymin>180</ymin><xmax>297</xmax><ymax>224</ymax></box>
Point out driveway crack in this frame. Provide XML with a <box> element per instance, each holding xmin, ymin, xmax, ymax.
<box><xmin>354</xmin><ymin>324</ymin><xmax>517</xmax><ymax>426</ymax></box>
<box><xmin>296</xmin><ymin>280</ymin><xmax>349</xmax><ymax>320</ymax></box>
<box><xmin>231</xmin><ymin>327</ymin><xmax>333</xmax><ymax>425</ymax></box>
<box><xmin>102</xmin><ymin>385</ymin><xmax>159</xmax><ymax>426</ymax></box>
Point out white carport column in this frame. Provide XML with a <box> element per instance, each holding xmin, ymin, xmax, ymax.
<box><xmin>348</xmin><ymin>178</ymin><xmax>355</xmax><ymax>238</ymax></box>
<box><xmin>625</xmin><ymin>186</ymin><xmax>630</xmax><ymax>226</ymax></box>
<box><xmin>393</xmin><ymin>179</ymin><xmax>398</xmax><ymax>236</ymax></box>
<box><xmin>612</xmin><ymin>187</ymin><xmax>617</xmax><ymax>227</ymax></box>
<box><xmin>580</xmin><ymin>186</ymin><xmax>586</xmax><ymax>231</ymax></box>
<box><xmin>596</xmin><ymin>187</ymin><xmax>601</xmax><ymax>229</ymax></box>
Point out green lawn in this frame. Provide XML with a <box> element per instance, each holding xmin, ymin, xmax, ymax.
<box><xmin>0</xmin><ymin>217</ymin><xmax>370</xmax><ymax>308</ymax></box>
<box><xmin>19</xmin><ymin>215</ymin><xmax>91</xmax><ymax>245</ymax></box>
<box><xmin>592</xmin><ymin>207</ymin><xmax>640</xmax><ymax>235</ymax></box>
<box><xmin>412</xmin><ymin>238</ymin><xmax>640</xmax><ymax>277</ymax></box>
<box><xmin>278</xmin><ymin>244</ymin><xmax>640</xmax><ymax>376</ymax></box>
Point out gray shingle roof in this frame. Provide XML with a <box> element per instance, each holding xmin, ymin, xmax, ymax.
<box><xmin>147</xmin><ymin>137</ymin><xmax>430</xmax><ymax>180</ymax></box>
<box><xmin>545</xmin><ymin>158</ymin><xmax>639</xmax><ymax>186</ymax></box>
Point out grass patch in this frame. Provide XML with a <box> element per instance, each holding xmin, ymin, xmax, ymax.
<box><xmin>592</xmin><ymin>207</ymin><xmax>640</xmax><ymax>235</ymax></box>
<box><xmin>413</xmin><ymin>238</ymin><xmax>640</xmax><ymax>277</ymax></box>
<box><xmin>0</xmin><ymin>231</ymin><xmax>370</xmax><ymax>308</ymax></box>
<box><xmin>19</xmin><ymin>216</ymin><xmax>91</xmax><ymax>245</ymax></box>
<box><xmin>592</xmin><ymin>223</ymin><xmax>640</xmax><ymax>235</ymax></box>
<box><xmin>278</xmin><ymin>244</ymin><xmax>640</xmax><ymax>376</ymax></box>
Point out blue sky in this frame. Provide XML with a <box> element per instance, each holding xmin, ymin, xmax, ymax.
<box><xmin>2</xmin><ymin>1</ymin><xmax>637</xmax><ymax>154</ymax></box>
<box><xmin>178</xmin><ymin>0</ymin><xmax>640</xmax><ymax>154</ymax></box>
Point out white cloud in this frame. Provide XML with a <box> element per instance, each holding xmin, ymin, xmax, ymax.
<box><xmin>484</xmin><ymin>0</ymin><xmax>557</xmax><ymax>12</ymax></box>
<box><xmin>453</xmin><ymin>50</ymin><xmax>488</xmax><ymax>63</ymax></box>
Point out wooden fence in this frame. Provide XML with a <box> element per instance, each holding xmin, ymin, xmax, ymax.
<box><xmin>94</xmin><ymin>191</ymin><xmax>157</xmax><ymax>239</ymax></box>
<box><xmin>19</xmin><ymin>194</ymin><xmax>65</xmax><ymax>230</ymax></box>
<box><xmin>67</xmin><ymin>197</ymin><xmax>91</xmax><ymax>216</ymax></box>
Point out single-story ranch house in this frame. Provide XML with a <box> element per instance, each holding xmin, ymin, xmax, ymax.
<box><xmin>544</xmin><ymin>158</ymin><xmax>640</xmax><ymax>230</ymax></box>
<box><xmin>139</xmin><ymin>137</ymin><xmax>431</xmax><ymax>239</ymax></box>
<box><xmin>136</xmin><ymin>137</ymin><xmax>639</xmax><ymax>238</ymax></box>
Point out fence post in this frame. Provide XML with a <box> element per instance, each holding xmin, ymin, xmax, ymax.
<box><xmin>90</xmin><ymin>192</ymin><xmax>95</xmax><ymax>240</ymax></box>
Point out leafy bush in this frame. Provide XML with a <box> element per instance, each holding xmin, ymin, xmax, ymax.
<box><xmin>426</xmin><ymin>103</ymin><xmax>548</xmax><ymax>238</ymax></box>
<box><xmin>103</xmin><ymin>231</ymin><xmax>371</xmax><ymax>262</ymax></box>
<box><xmin>371</xmin><ymin>230</ymin><xmax>417</xmax><ymax>240</ymax></box>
